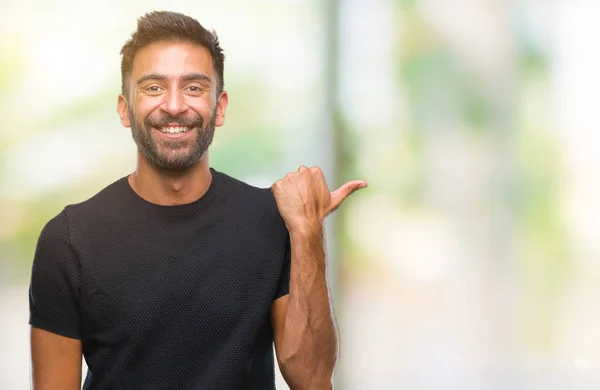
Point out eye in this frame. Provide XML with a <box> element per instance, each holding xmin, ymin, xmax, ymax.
<box><xmin>147</xmin><ymin>86</ymin><xmax>161</xmax><ymax>92</ymax></box>
<box><xmin>187</xmin><ymin>86</ymin><xmax>201</xmax><ymax>92</ymax></box>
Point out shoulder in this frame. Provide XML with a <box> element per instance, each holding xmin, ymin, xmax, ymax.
<box><xmin>59</xmin><ymin>176</ymin><xmax>130</xmax><ymax>228</ymax></box>
<box><xmin>38</xmin><ymin>176</ymin><xmax>120</xmax><ymax>243</ymax></box>
<box><xmin>213</xmin><ymin>169</ymin><xmax>286</xmax><ymax>229</ymax></box>
<box><xmin>214</xmin><ymin>169</ymin><xmax>277</xmax><ymax>208</ymax></box>
<box><xmin>37</xmin><ymin>208</ymin><xmax>71</xmax><ymax>245</ymax></box>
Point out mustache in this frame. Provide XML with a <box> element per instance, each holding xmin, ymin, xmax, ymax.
<box><xmin>144</xmin><ymin>114</ymin><xmax>203</xmax><ymax>129</ymax></box>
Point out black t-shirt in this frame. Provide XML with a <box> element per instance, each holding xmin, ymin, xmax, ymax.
<box><xmin>28</xmin><ymin>168</ymin><xmax>291</xmax><ymax>390</ymax></box>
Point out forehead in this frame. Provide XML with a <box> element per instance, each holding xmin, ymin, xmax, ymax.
<box><xmin>132</xmin><ymin>41</ymin><xmax>214</xmax><ymax>80</ymax></box>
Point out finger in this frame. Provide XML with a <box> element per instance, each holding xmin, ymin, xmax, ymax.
<box><xmin>309</xmin><ymin>166</ymin><xmax>323</xmax><ymax>175</ymax></box>
<box><xmin>309</xmin><ymin>166</ymin><xmax>328</xmax><ymax>187</ymax></box>
<box><xmin>270</xmin><ymin>179</ymin><xmax>281</xmax><ymax>191</ymax></box>
<box><xmin>330</xmin><ymin>180</ymin><xmax>368</xmax><ymax>211</ymax></box>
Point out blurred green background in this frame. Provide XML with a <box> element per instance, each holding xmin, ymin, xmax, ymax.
<box><xmin>1</xmin><ymin>0</ymin><xmax>599</xmax><ymax>389</ymax></box>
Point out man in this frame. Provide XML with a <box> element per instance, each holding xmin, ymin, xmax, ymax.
<box><xmin>28</xmin><ymin>10</ymin><xmax>367</xmax><ymax>390</ymax></box>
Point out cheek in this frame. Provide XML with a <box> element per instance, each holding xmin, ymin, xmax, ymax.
<box><xmin>189</xmin><ymin>95</ymin><xmax>215</xmax><ymax>113</ymax></box>
<box><xmin>135</xmin><ymin>100</ymin><xmax>161</xmax><ymax>121</ymax></box>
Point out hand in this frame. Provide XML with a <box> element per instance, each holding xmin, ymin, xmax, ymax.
<box><xmin>271</xmin><ymin>166</ymin><xmax>368</xmax><ymax>235</ymax></box>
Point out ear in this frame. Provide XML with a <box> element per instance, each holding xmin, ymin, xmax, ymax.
<box><xmin>214</xmin><ymin>91</ymin><xmax>229</xmax><ymax>127</ymax></box>
<box><xmin>117</xmin><ymin>94</ymin><xmax>131</xmax><ymax>128</ymax></box>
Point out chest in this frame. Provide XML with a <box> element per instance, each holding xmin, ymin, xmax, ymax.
<box><xmin>74</xmin><ymin>216</ymin><xmax>285</xmax><ymax>341</ymax></box>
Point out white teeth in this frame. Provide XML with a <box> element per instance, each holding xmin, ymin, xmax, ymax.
<box><xmin>160</xmin><ymin>126</ymin><xmax>190</xmax><ymax>134</ymax></box>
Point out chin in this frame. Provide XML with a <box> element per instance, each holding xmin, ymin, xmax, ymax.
<box><xmin>158</xmin><ymin>153</ymin><xmax>205</xmax><ymax>171</ymax></box>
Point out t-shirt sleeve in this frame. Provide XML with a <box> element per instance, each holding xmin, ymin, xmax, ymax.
<box><xmin>273</xmin><ymin>233</ymin><xmax>291</xmax><ymax>300</ymax></box>
<box><xmin>29</xmin><ymin>209</ymin><xmax>82</xmax><ymax>339</ymax></box>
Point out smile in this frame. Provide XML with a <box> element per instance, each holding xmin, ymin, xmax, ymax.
<box><xmin>158</xmin><ymin>126</ymin><xmax>193</xmax><ymax>134</ymax></box>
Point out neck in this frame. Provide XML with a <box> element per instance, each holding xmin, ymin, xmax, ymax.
<box><xmin>128</xmin><ymin>152</ymin><xmax>212</xmax><ymax>206</ymax></box>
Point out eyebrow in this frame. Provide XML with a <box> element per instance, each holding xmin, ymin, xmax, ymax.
<box><xmin>136</xmin><ymin>73</ymin><xmax>213</xmax><ymax>85</ymax></box>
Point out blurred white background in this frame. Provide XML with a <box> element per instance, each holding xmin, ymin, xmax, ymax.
<box><xmin>1</xmin><ymin>0</ymin><xmax>600</xmax><ymax>389</ymax></box>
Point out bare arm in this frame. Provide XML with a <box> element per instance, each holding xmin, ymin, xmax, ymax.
<box><xmin>30</xmin><ymin>327</ymin><xmax>82</xmax><ymax>390</ymax></box>
<box><xmin>270</xmin><ymin>165</ymin><xmax>367</xmax><ymax>389</ymax></box>
<box><xmin>271</xmin><ymin>227</ymin><xmax>337</xmax><ymax>389</ymax></box>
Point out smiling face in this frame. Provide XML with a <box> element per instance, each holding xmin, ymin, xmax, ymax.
<box><xmin>117</xmin><ymin>40</ymin><xmax>228</xmax><ymax>171</ymax></box>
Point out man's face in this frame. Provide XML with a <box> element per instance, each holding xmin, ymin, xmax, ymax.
<box><xmin>118</xmin><ymin>41</ymin><xmax>227</xmax><ymax>171</ymax></box>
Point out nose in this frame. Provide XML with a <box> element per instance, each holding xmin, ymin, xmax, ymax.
<box><xmin>161</xmin><ymin>89</ymin><xmax>188</xmax><ymax>116</ymax></box>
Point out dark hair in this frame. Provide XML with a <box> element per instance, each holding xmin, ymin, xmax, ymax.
<box><xmin>120</xmin><ymin>11</ymin><xmax>225</xmax><ymax>97</ymax></box>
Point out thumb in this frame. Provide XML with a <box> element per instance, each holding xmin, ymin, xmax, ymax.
<box><xmin>329</xmin><ymin>180</ymin><xmax>368</xmax><ymax>213</ymax></box>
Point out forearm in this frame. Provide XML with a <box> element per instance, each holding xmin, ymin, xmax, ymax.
<box><xmin>279</xmin><ymin>226</ymin><xmax>338</xmax><ymax>389</ymax></box>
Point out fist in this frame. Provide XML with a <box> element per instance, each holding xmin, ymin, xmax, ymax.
<box><xmin>271</xmin><ymin>165</ymin><xmax>367</xmax><ymax>234</ymax></box>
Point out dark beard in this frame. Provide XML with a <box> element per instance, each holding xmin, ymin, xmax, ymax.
<box><xmin>129</xmin><ymin>107</ymin><xmax>216</xmax><ymax>172</ymax></box>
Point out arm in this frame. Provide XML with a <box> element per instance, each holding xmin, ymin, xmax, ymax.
<box><xmin>271</xmin><ymin>228</ymin><xmax>337</xmax><ymax>390</ymax></box>
<box><xmin>271</xmin><ymin>166</ymin><xmax>367</xmax><ymax>389</ymax></box>
<box><xmin>28</xmin><ymin>210</ymin><xmax>84</xmax><ymax>390</ymax></box>
<box><xmin>31</xmin><ymin>327</ymin><xmax>82</xmax><ymax>390</ymax></box>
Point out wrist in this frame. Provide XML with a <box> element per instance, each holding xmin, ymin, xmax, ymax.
<box><xmin>288</xmin><ymin>222</ymin><xmax>323</xmax><ymax>241</ymax></box>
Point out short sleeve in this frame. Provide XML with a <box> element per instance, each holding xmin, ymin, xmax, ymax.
<box><xmin>29</xmin><ymin>209</ymin><xmax>82</xmax><ymax>339</ymax></box>
<box><xmin>273</xmin><ymin>234</ymin><xmax>291</xmax><ymax>300</ymax></box>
